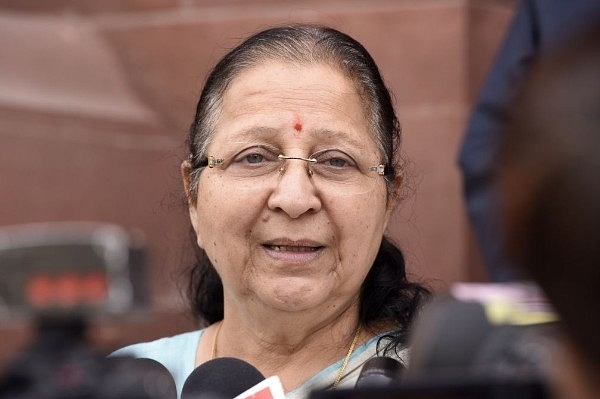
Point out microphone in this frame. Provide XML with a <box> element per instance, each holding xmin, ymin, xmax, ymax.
<box><xmin>404</xmin><ymin>296</ymin><xmax>495</xmax><ymax>380</ymax></box>
<box><xmin>101</xmin><ymin>357</ymin><xmax>177</xmax><ymax>399</ymax></box>
<box><xmin>355</xmin><ymin>357</ymin><xmax>405</xmax><ymax>388</ymax></box>
<box><xmin>405</xmin><ymin>286</ymin><xmax>557</xmax><ymax>382</ymax></box>
<box><xmin>181</xmin><ymin>357</ymin><xmax>265</xmax><ymax>399</ymax></box>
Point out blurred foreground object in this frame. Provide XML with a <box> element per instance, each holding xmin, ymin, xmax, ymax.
<box><xmin>457</xmin><ymin>0</ymin><xmax>600</xmax><ymax>281</ymax></box>
<box><xmin>0</xmin><ymin>222</ymin><xmax>175</xmax><ymax>399</ymax></box>
<box><xmin>497</xmin><ymin>19</ymin><xmax>600</xmax><ymax>399</ymax></box>
<box><xmin>0</xmin><ymin>222</ymin><xmax>148</xmax><ymax>320</ymax></box>
<box><xmin>406</xmin><ymin>282</ymin><xmax>558</xmax><ymax>383</ymax></box>
<box><xmin>311</xmin><ymin>282</ymin><xmax>555</xmax><ymax>399</ymax></box>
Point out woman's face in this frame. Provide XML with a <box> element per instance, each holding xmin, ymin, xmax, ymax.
<box><xmin>188</xmin><ymin>61</ymin><xmax>395</xmax><ymax>317</ymax></box>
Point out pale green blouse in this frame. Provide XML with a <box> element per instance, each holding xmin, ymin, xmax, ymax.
<box><xmin>111</xmin><ymin>329</ymin><xmax>407</xmax><ymax>399</ymax></box>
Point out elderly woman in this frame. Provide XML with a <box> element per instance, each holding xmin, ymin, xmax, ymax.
<box><xmin>113</xmin><ymin>24</ymin><xmax>429</xmax><ymax>399</ymax></box>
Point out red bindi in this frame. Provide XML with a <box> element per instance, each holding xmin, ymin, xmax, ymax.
<box><xmin>294</xmin><ymin>122</ymin><xmax>303</xmax><ymax>132</ymax></box>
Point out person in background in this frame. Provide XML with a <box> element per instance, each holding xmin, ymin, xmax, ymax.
<box><xmin>498</xmin><ymin>21</ymin><xmax>600</xmax><ymax>399</ymax></box>
<box><xmin>458</xmin><ymin>0</ymin><xmax>600</xmax><ymax>281</ymax></box>
<box><xmin>112</xmin><ymin>24</ymin><xmax>430</xmax><ymax>399</ymax></box>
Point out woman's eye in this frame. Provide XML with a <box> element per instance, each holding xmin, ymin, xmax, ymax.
<box><xmin>316</xmin><ymin>150</ymin><xmax>355</xmax><ymax>168</ymax></box>
<box><xmin>245</xmin><ymin>153</ymin><xmax>264</xmax><ymax>164</ymax></box>
<box><xmin>325</xmin><ymin>157</ymin><xmax>348</xmax><ymax>168</ymax></box>
<box><xmin>231</xmin><ymin>145</ymin><xmax>278</xmax><ymax>164</ymax></box>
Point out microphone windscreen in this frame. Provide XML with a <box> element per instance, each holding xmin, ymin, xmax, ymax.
<box><xmin>101</xmin><ymin>357</ymin><xmax>177</xmax><ymax>399</ymax></box>
<box><xmin>404</xmin><ymin>296</ymin><xmax>494</xmax><ymax>379</ymax></box>
<box><xmin>181</xmin><ymin>357</ymin><xmax>265</xmax><ymax>399</ymax></box>
<box><xmin>355</xmin><ymin>357</ymin><xmax>405</xmax><ymax>388</ymax></box>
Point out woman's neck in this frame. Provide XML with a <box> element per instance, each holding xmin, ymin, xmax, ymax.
<box><xmin>197</xmin><ymin>302</ymin><xmax>365</xmax><ymax>392</ymax></box>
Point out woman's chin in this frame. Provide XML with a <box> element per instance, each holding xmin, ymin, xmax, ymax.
<box><xmin>254</xmin><ymin>278</ymin><xmax>335</xmax><ymax>313</ymax></box>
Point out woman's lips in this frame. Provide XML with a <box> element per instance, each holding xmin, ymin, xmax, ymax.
<box><xmin>262</xmin><ymin>240</ymin><xmax>324</xmax><ymax>263</ymax></box>
<box><xmin>266</xmin><ymin>245</ymin><xmax>321</xmax><ymax>252</ymax></box>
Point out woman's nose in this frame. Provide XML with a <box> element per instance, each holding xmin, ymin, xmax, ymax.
<box><xmin>267</xmin><ymin>159</ymin><xmax>322</xmax><ymax>218</ymax></box>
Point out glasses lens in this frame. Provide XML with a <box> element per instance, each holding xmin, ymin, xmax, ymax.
<box><xmin>222</xmin><ymin>145</ymin><xmax>281</xmax><ymax>178</ymax></box>
<box><xmin>309</xmin><ymin>149</ymin><xmax>384</xmax><ymax>194</ymax></box>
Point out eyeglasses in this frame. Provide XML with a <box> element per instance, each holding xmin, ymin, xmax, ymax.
<box><xmin>197</xmin><ymin>145</ymin><xmax>388</xmax><ymax>195</ymax></box>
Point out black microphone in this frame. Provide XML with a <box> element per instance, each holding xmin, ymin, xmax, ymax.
<box><xmin>355</xmin><ymin>357</ymin><xmax>405</xmax><ymax>388</ymax></box>
<box><xmin>181</xmin><ymin>357</ymin><xmax>265</xmax><ymax>399</ymax></box>
<box><xmin>404</xmin><ymin>296</ymin><xmax>494</xmax><ymax>380</ymax></box>
<box><xmin>405</xmin><ymin>291</ymin><xmax>557</xmax><ymax>383</ymax></box>
<box><xmin>101</xmin><ymin>357</ymin><xmax>178</xmax><ymax>399</ymax></box>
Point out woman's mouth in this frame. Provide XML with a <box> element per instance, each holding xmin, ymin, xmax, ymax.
<box><xmin>266</xmin><ymin>245</ymin><xmax>321</xmax><ymax>252</ymax></box>
<box><xmin>262</xmin><ymin>240</ymin><xmax>324</xmax><ymax>263</ymax></box>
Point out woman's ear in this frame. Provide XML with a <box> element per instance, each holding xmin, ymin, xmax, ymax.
<box><xmin>181</xmin><ymin>160</ymin><xmax>202</xmax><ymax>247</ymax></box>
<box><xmin>181</xmin><ymin>160</ymin><xmax>195</xmax><ymax>204</ymax></box>
<box><xmin>384</xmin><ymin>171</ymin><xmax>404</xmax><ymax>229</ymax></box>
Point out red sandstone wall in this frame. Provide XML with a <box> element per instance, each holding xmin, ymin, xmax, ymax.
<box><xmin>0</xmin><ymin>0</ymin><xmax>517</xmax><ymax>367</ymax></box>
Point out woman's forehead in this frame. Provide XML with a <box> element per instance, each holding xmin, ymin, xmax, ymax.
<box><xmin>210</xmin><ymin>125</ymin><xmax>373</xmax><ymax>150</ymax></box>
<box><xmin>216</xmin><ymin>62</ymin><xmax>369</xmax><ymax>132</ymax></box>
<box><xmin>225</xmin><ymin>61</ymin><xmax>358</xmax><ymax>102</ymax></box>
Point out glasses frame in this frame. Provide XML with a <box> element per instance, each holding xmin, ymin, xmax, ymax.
<box><xmin>201</xmin><ymin>153</ymin><xmax>386</xmax><ymax>176</ymax></box>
